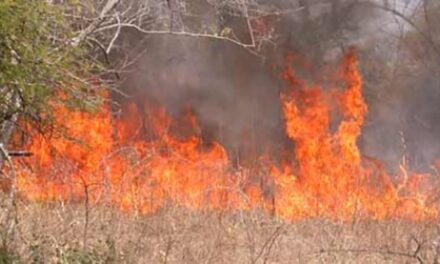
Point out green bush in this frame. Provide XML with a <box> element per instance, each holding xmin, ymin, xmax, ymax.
<box><xmin>0</xmin><ymin>247</ymin><xmax>21</xmax><ymax>264</ymax></box>
<box><xmin>0</xmin><ymin>0</ymin><xmax>103</xmax><ymax>135</ymax></box>
<box><xmin>59</xmin><ymin>248</ymin><xmax>101</xmax><ymax>264</ymax></box>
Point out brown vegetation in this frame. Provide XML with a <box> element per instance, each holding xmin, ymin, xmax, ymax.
<box><xmin>0</xmin><ymin>194</ymin><xmax>439</xmax><ymax>263</ymax></box>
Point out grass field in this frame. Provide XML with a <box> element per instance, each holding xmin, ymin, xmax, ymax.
<box><xmin>1</xmin><ymin>195</ymin><xmax>439</xmax><ymax>264</ymax></box>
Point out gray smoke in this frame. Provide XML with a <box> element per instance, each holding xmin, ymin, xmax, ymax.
<box><xmin>111</xmin><ymin>0</ymin><xmax>440</xmax><ymax>172</ymax></box>
<box><xmin>116</xmin><ymin>33</ymin><xmax>284</xmax><ymax>162</ymax></box>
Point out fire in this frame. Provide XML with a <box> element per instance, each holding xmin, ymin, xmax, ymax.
<box><xmin>274</xmin><ymin>49</ymin><xmax>435</xmax><ymax>220</ymax></box>
<box><xmin>11</xmin><ymin>50</ymin><xmax>438</xmax><ymax>221</ymax></box>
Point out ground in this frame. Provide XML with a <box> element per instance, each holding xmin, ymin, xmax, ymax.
<box><xmin>1</xmin><ymin>196</ymin><xmax>439</xmax><ymax>263</ymax></box>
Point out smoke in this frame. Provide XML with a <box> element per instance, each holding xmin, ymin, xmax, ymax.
<box><xmin>111</xmin><ymin>0</ymin><xmax>440</xmax><ymax>172</ymax></box>
<box><xmin>116</xmin><ymin>33</ymin><xmax>285</xmax><ymax>162</ymax></box>
<box><xmin>357</xmin><ymin>1</ymin><xmax>440</xmax><ymax>173</ymax></box>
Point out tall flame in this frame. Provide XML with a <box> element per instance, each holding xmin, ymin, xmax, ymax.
<box><xmin>273</xmin><ymin>49</ymin><xmax>435</xmax><ymax>220</ymax></box>
<box><xmin>12</xmin><ymin>50</ymin><xmax>437</xmax><ymax>221</ymax></box>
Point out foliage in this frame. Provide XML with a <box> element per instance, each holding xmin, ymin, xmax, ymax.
<box><xmin>0</xmin><ymin>247</ymin><xmax>21</xmax><ymax>264</ymax></box>
<box><xmin>58</xmin><ymin>248</ymin><xmax>101</xmax><ymax>264</ymax></box>
<box><xmin>56</xmin><ymin>239</ymin><xmax>117</xmax><ymax>264</ymax></box>
<box><xmin>0</xmin><ymin>0</ymin><xmax>103</xmax><ymax>133</ymax></box>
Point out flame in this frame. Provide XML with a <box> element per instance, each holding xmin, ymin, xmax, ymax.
<box><xmin>274</xmin><ymin>49</ymin><xmax>435</xmax><ymax>220</ymax></box>
<box><xmin>12</xmin><ymin>50</ymin><xmax>438</xmax><ymax>221</ymax></box>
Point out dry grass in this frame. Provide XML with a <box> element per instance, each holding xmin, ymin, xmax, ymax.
<box><xmin>0</xmin><ymin>194</ymin><xmax>439</xmax><ymax>264</ymax></box>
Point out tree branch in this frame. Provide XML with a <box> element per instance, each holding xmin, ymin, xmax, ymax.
<box><xmin>72</xmin><ymin>0</ymin><xmax>121</xmax><ymax>46</ymax></box>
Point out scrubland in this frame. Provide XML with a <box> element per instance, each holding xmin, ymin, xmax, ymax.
<box><xmin>1</xmin><ymin>195</ymin><xmax>439</xmax><ymax>264</ymax></box>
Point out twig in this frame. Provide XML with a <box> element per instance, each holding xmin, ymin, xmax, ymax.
<box><xmin>79</xmin><ymin>176</ymin><xmax>90</xmax><ymax>251</ymax></box>
<box><xmin>72</xmin><ymin>0</ymin><xmax>121</xmax><ymax>46</ymax></box>
<box><xmin>241</xmin><ymin>0</ymin><xmax>256</xmax><ymax>48</ymax></box>
<box><xmin>316</xmin><ymin>244</ymin><xmax>425</xmax><ymax>264</ymax></box>
<box><xmin>358</xmin><ymin>1</ymin><xmax>440</xmax><ymax>59</ymax></box>
<box><xmin>94</xmin><ymin>24</ymin><xmax>258</xmax><ymax>51</ymax></box>
<box><xmin>106</xmin><ymin>12</ymin><xmax>122</xmax><ymax>54</ymax></box>
<box><xmin>253</xmin><ymin>224</ymin><xmax>284</xmax><ymax>264</ymax></box>
<box><xmin>7</xmin><ymin>151</ymin><xmax>33</xmax><ymax>157</ymax></box>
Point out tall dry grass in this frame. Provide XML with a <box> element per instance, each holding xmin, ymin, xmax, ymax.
<box><xmin>0</xmin><ymin>192</ymin><xmax>439</xmax><ymax>263</ymax></box>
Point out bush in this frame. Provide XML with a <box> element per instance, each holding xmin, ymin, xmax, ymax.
<box><xmin>0</xmin><ymin>247</ymin><xmax>21</xmax><ymax>264</ymax></box>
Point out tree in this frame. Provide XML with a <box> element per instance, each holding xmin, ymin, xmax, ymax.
<box><xmin>0</xmin><ymin>0</ymin><xmax>104</xmax><ymax>167</ymax></box>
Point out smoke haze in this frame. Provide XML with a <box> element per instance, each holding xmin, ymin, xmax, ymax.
<box><xmin>112</xmin><ymin>0</ymin><xmax>440</xmax><ymax>172</ymax></box>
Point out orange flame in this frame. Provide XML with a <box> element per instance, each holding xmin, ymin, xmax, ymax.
<box><xmin>12</xmin><ymin>50</ymin><xmax>438</xmax><ymax>221</ymax></box>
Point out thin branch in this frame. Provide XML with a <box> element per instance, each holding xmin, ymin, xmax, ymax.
<box><xmin>72</xmin><ymin>0</ymin><xmax>121</xmax><ymax>46</ymax></box>
<box><xmin>358</xmin><ymin>1</ymin><xmax>440</xmax><ymax>58</ymax></box>
<box><xmin>106</xmin><ymin>12</ymin><xmax>122</xmax><ymax>54</ymax></box>
<box><xmin>241</xmin><ymin>0</ymin><xmax>256</xmax><ymax>48</ymax></box>
<box><xmin>316</xmin><ymin>245</ymin><xmax>425</xmax><ymax>264</ymax></box>
<box><xmin>253</xmin><ymin>224</ymin><xmax>284</xmax><ymax>263</ymax></box>
<box><xmin>95</xmin><ymin>24</ymin><xmax>255</xmax><ymax>48</ymax></box>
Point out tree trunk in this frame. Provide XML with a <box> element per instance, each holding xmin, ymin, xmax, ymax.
<box><xmin>0</xmin><ymin>93</ymin><xmax>20</xmax><ymax>171</ymax></box>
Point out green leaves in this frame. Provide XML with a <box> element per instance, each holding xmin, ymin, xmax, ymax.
<box><xmin>0</xmin><ymin>0</ymin><xmax>102</xmax><ymax>132</ymax></box>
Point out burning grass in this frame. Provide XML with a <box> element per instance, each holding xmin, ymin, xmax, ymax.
<box><xmin>1</xmin><ymin>49</ymin><xmax>439</xmax><ymax>263</ymax></box>
<box><xmin>10</xmin><ymin>49</ymin><xmax>437</xmax><ymax>221</ymax></box>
